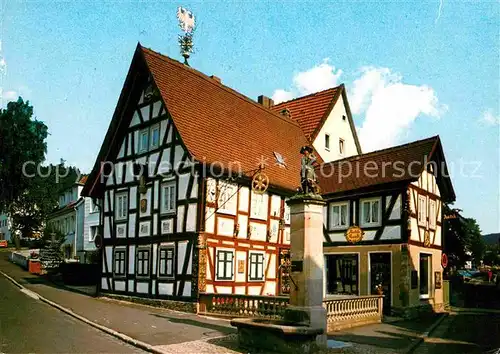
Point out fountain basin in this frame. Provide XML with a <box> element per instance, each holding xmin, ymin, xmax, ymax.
<box><xmin>230</xmin><ymin>318</ymin><xmax>324</xmax><ymax>353</ymax></box>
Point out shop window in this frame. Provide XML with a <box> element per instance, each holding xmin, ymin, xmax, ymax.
<box><xmin>325</xmin><ymin>254</ymin><xmax>359</xmax><ymax>295</ymax></box>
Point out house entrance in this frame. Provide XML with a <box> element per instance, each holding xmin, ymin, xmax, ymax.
<box><xmin>369</xmin><ymin>252</ymin><xmax>391</xmax><ymax>314</ymax></box>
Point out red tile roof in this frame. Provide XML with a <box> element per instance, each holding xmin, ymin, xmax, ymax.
<box><xmin>77</xmin><ymin>175</ymin><xmax>88</xmax><ymax>185</ymax></box>
<box><xmin>316</xmin><ymin>136</ymin><xmax>455</xmax><ymax>201</ymax></box>
<box><xmin>271</xmin><ymin>87</ymin><xmax>341</xmax><ymax>141</ymax></box>
<box><xmin>83</xmin><ymin>44</ymin><xmax>311</xmax><ymax>196</ymax></box>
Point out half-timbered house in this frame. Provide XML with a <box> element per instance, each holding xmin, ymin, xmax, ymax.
<box><xmin>317</xmin><ymin>136</ymin><xmax>455</xmax><ymax>317</ymax></box>
<box><xmin>81</xmin><ymin>44</ymin><xmax>364</xmax><ymax>307</ymax></box>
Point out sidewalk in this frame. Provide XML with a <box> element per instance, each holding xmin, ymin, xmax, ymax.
<box><xmin>0</xmin><ymin>253</ymin><xmax>444</xmax><ymax>354</ymax></box>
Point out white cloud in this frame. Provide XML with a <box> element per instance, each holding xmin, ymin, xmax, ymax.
<box><xmin>271</xmin><ymin>59</ymin><xmax>342</xmax><ymax>104</ymax></box>
<box><xmin>352</xmin><ymin>67</ymin><xmax>446</xmax><ymax>152</ymax></box>
<box><xmin>3</xmin><ymin>90</ymin><xmax>18</xmax><ymax>101</ymax></box>
<box><xmin>481</xmin><ymin>110</ymin><xmax>500</xmax><ymax>125</ymax></box>
<box><xmin>271</xmin><ymin>89</ymin><xmax>294</xmax><ymax>104</ymax></box>
<box><xmin>271</xmin><ymin>64</ymin><xmax>445</xmax><ymax>152</ymax></box>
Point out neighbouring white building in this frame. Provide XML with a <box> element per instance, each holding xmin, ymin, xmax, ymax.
<box><xmin>47</xmin><ymin>175</ymin><xmax>100</xmax><ymax>263</ymax></box>
<box><xmin>0</xmin><ymin>213</ymin><xmax>12</xmax><ymax>243</ymax></box>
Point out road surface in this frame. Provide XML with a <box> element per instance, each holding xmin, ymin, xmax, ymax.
<box><xmin>0</xmin><ymin>275</ymin><xmax>145</xmax><ymax>353</ymax></box>
<box><xmin>413</xmin><ymin>311</ymin><xmax>500</xmax><ymax>354</ymax></box>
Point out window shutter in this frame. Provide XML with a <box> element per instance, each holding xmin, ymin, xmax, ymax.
<box><xmin>230</xmin><ymin>252</ymin><xmax>234</xmax><ymax>278</ymax></box>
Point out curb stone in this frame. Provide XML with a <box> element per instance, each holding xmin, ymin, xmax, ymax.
<box><xmin>405</xmin><ymin>313</ymin><xmax>449</xmax><ymax>354</ymax></box>
<box><xmin>0</xmin><ymin>270</ymin><xmax>165</xmax><ymax>354</ymax></box>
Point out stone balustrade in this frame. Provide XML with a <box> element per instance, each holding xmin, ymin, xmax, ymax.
<box><xmin>323</xmin><ymin>295</ymin><xmax>384</xmax><ymax>331</ymax></box>
<box><xmin>198</xmin><ymin>293</ymin><xmax>289</xmax><ymax>319</ymax></box>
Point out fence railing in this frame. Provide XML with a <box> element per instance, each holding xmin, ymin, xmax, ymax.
<box><xmin>198</xmin><ymin>293</ymin><xmax>289</xmax><ymax>319</ymax></box>
<box><xmin>323</xmin><ymin>295</ymin><xmax>384</xmax><ymax>331</ymax></box>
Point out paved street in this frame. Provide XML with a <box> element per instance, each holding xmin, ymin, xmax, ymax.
<box><xmin>0</xmin><ymin>275</ymin><xmax>145</xmax><ymax>354</ymax></box>
<box><xmin>413</xmin><ymin>311</ymin><xmax>500</xmax><ymax>354</ymax></box>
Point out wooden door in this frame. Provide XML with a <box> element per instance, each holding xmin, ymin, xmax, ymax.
<box><xmin>369</xmin><ymin>252</ymin><xmax>391</xmax><ymax>314</ymax></box>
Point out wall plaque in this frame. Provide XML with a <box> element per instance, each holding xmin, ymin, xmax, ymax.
<box><xmin>435</xmin><ymin>271</ymin><xmax>442</xmax><ymax>289</ymax></box>
<box><xmin>140</xmin><ymin>199</ymin><xmax>148</xmax><ymax>213</ymax></box>
<box><xmin>238</xmin><ymin>260</ymin><xmax>244</xmax><ymax>274</ymax></box>
<box><xmin>423</xmin><ymin>230</ymin><xmax>431</xmax><ymax>247</ymax></box>
<box><xmin>345</xmin><ymin>226</ymin><xmax>364</xmax><ymax>243</ymax></box>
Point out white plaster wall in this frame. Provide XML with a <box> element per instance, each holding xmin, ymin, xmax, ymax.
<box><xmin>312</xmin><ymin>94</ymin><xmax>359</xmax><ymax>162</ymax></box>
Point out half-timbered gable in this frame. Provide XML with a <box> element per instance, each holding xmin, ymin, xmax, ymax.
<box><xmin>317</xmin><ymin>136</ymin><xmax>455</xmax><ymax>316</ymax></box>
<box><xmin>82</xmin><ymin>44</ymin><xmax>311</xmax><ymax>304</ymax></box>
<box><xmin>271</xmin><ymin>85</ymin><xmax>362</xmax><ymax>163</ymax></box>
<box><xmin>98</xmin><ymin>78</ymin><xmax>199</xmax><ymax>300</ymax></box>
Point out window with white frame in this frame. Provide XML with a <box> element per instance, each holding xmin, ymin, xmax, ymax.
<box><xmin>361</xmin><ymin>198</ymin><xmax>381</xmax><ymax>226</ymax></box>
<box><xmin>418</xmin><ymin>195</ymin><xmax>427</xmax><ymax>226</ymax></box>
<box><xmin>429</xmin><ymin>199</ymin><xmax>436</xmax><ymax>229</ymax></box>
<box><xmin>136</xmin><ymin>248</ymin><xmax>150</xmax><ymax>277</ymax></box>
<box><xmin>150</xmin><ymin>124</ymin><xmax>160</xmax><ymax>149</ymax></box>
<box><xmin>419</xmin><ymin>253</ymin><xmax>431</xmax><ymax>298</ymax></box>
<box><xmin>218</xmin><ymin>183</ymin><xmax>237</xmax><ymax>214</ymax></box>
<box><xmin>325</xmin><ymin>134</ymin><xmax>330</xmax><ymax>151</ymax></box>
<box><xmin>216</xmin><ymin>250</ymin><xmax>234</xmax><ymax>280</ymax></box>
<box><xmin>158</xmin><ymin>246</ymin><xmax>175</xmax><ymax>278</ymax></box>
<box><xmin>248</xmin><ymin>252</ymin><xmax>265</xmax><ymax>281</ymax></box>
<box><xmin>161</xmin><ymin>181</ymin><xmax>176</xmax><ymax>214</ymax></box>
<box><xmin>113</xmin><ymin>249</ymin><xmax>126</xmax><ymax>276</ymax></box>
<box><xmin>139</xmin><ymin>128</ymin><xmax>149</xmax><ymax>152</ymax></box>
<box><xmin>250</xmin><ymin>191</ymin><xmax>267</xmax><ymax>220</ymax></box>
<box><xmin>115</xmin><ymin>192</ymin><xmax>128</xmax><ymax>221</ymax></box>
<box><xmin>89</xmin><ymin>226</ymin><xmax>99</xmax><ymax>242</ymax></box>
<box><xmin>339</xmin><ymin>138</ymin><xmax>345</xmax><ymax>155</ymax></box>
<box><xmin>330</xmin><ymin>202</ymin><xmax>349</xmax><ymax>229</ymax></box>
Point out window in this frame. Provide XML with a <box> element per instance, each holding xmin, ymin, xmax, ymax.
<box><xmin>158</xmin><ymin>246</ymin><xmax>175</xmax><ymax>278</ymax></box>
<box><xmin>136</xmin><ymin>249</ymin><xmax>150</xmax><ymax>277</ymax></box>
<box><xmin>248</xmin><ymin>252</ymin><xmax>265</xmax><ymax>281</ymax></box>
<box><xmin>419</xmin><ymin>254</ymin><xmax>431</xmax><ymax>298</ymax></box>
<box><xmin>150</xmin><ymin>124</ymin><xmax>160</xmax><ymax>149</ymax></box>
<box><xmin>325</xmin><ymin>134</ymin><xmax>330</xmax><ymax>150</ymax></box>
<box><xmin>325</xmin><ymin>254</ymin><xmax>359</xmax><ymax>295</ymax></box>
<box><xmin>361</xmin><ymin>198</ymin><xmax>381</xmax><ymax>226</ymax></box>
<box><xmin>250</xmin><ymin>191</ymin><xmax>267</xmax><ymax>220</ymax></box>
<box><xmin>139</xmin><ymin>129</ymin><xmax>149</xmax><ymax>152</ymax></box>
<box><xmin>161</xmin><ymin>182</ymin><xmax>176</xmax><ymax>214</ymax></box>
<box><xmin>113</xmin><ymin>249</ymin><xmax>126</xmax><ymax>276</ymax></box>
<box><xmin>339</xmin><ymin>138</ymin><xmax>345</xmax><ymax>155</ymax></box>
<box><xmin>216</xmin><ymin>250</ymin><xmax>234</xmax><ymax>280</ymax></box>
<box><xmin>418</xmin><ymin>195</ymin><xmax>427</xmax><ymax>226</ymax></box>
<box><xmin>429</xmin><ymin>200</ymin><xmax>436</xmax><ymax>229</ymax></box>
<box><xmin>115</xmin><ymin>193</ymin><xmax>128</xmax><ymax>220</ymax></box>
<box><xmin>329</xmin><ymin>202</ymin><xmax>349</xmax><ymax>229</ymax></box>
<box><xmin>89</xmin><ymin>226</ymin><xmax>99</xmax><ymax>242</ymax></box>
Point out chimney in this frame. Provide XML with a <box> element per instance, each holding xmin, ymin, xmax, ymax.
<box><xmin>210</xmin><ymin>75</ymin><xmax>221</xmax><ymax>83</ymax></box>
<box><xmin>258</xmin><ymin>95</ymin><xmax>274</xmax><ymax>108</ymax></box>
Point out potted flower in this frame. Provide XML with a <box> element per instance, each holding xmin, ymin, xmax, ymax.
<box><xmin>375</xmin><ymin>283</ymin><xmax>384</xmax><ymax>295</ymax></box>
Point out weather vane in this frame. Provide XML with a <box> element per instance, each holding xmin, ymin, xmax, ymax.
<box><xmin>176</xmin><ymin>7</ymin><xmax>195</xmax><ymax>66</ymax></box>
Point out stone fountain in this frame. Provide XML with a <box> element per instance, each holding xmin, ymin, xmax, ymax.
<box><xmin>231</xmin><ymin>146</ymin><xmax>327</xmax><ymax>353</ymax></box>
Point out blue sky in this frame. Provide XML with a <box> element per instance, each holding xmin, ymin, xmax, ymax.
<box><xmin>2</xmin><ymin>1</ymin><xmax>498</xmax><ymax>233</ymax></box>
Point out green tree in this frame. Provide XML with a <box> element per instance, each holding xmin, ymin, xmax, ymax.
<box><xmin>464</xmin><ymin>218</ymin><xmax>485</xmax><ymax>265</ymax></box>
<box><xmin>0</xmin><ymin>98</ymin><xmax>48</xmax><ymax>212</ymax></box>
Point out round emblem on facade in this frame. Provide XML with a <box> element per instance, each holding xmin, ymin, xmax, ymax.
<box><xmin>423</xmin><ymin>230</ymin><xmax>431</xmax><ymax>247</ymax></box>
<box><xmin>252</xmin><ymin>172</ymin><xmax>269</xmax><ymax>194</ymax></box>
<box><xmin>345</xmin><ymin>226</ymin><xmax>364</xmax><ymax>243</ymax></box>
<box><xmin>140</xmin><ymin>198</ymin><xmax>148</xmax><ymax>213</ymax></box>
<box><xmin>441</xmin><ymin>253</ymin><xmax>448</xmax><ymax>268</ymax></box>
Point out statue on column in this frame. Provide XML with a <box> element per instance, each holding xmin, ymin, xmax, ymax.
<box><xmin>300</xmin><ymin>146</ymin><xmax>320</xmax><ymax>195</ymax></box>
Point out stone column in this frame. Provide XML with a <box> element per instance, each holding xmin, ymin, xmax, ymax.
<box><xmin>285</xmin><ymin>195</ymin><xmax>327</xmax><ymax>347</ymax></box>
